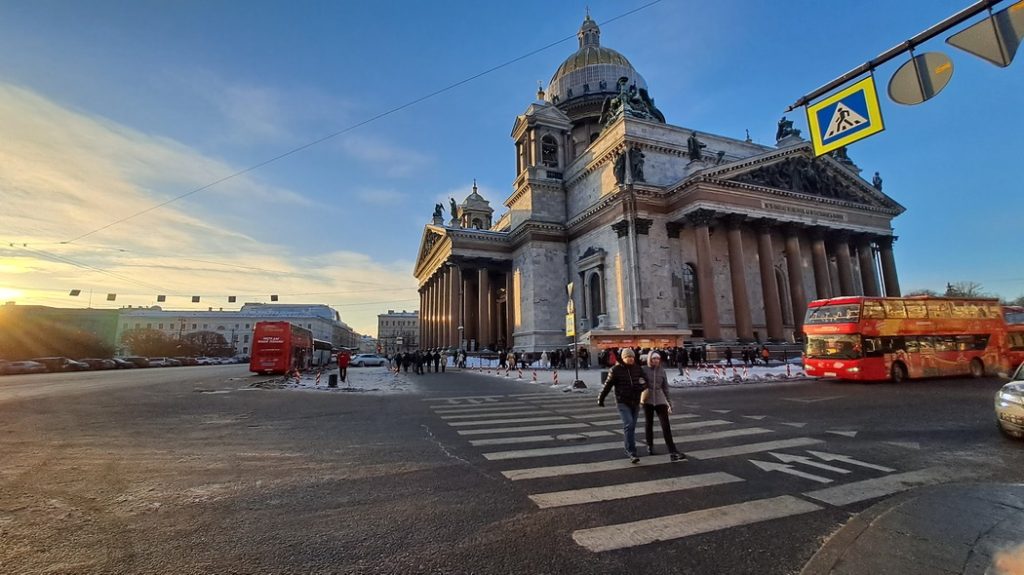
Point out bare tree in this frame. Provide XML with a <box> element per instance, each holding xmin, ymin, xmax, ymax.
<box><xmin>905</xmin><ymin>288</ymin><xmax>940</xmax><ymax>297</ymax></box>
<box><xmin>944</xmin><ymin>281</ymin><xmax>989</xmax><ymax>298</ymax></box>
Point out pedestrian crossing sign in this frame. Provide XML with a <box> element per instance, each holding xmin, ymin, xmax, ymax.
<box><xmin>805</xmin><ymin>76</ymin><xmax>885</xmax><ymax>156</ymax></box>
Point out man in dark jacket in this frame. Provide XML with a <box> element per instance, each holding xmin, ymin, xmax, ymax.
<box><xmin>598</xmin><ymin>348</ymin><xmax>648</xmax><ymax>463</ymax></box>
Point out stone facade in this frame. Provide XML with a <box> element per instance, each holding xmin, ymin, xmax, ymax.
<box><xmin>413</xmin><ymin>15</ymin><xmax>904</xmax><ymax>352</ymax></box>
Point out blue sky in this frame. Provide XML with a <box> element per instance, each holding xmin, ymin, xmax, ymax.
<box><xmin>0</xmin><ymin>0</ymin><xmax>1021</xmax><ymax>335</ymax></box>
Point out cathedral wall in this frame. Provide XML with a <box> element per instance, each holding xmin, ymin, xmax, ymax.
<box><xmin>512</xmin><ymin>241</ymin><xmax>569</xmax><ymax>352</ymax></box>
<box><xmin>568</xmin><ymin>226</ymin><xmax>623</xmax><ymax>330</ymax></box>
<box><xmin>635</xmin><ymin>217</ymin><xmax>677</xmax><ymax>329</ymax></box>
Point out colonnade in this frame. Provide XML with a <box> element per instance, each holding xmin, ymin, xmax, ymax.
<box><xmin>419</xmin><ymin>264</ymin><xmax>515</xmax><ymax>351</ymax></box>
<box><xmin>679</xmin><ymin>209</ymin><xmax>900</xmax><ymax>341</ymax></box>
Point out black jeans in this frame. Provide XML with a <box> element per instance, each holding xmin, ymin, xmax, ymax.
<box><xmin>643</xmin><ymin>404</ymin><xmax>678</xmax><ymax>454</ymax></box>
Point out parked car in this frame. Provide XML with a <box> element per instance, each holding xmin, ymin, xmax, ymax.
<box><xmin>173</xmin><ymin>356</ymin><xmax>198</xmax><ymax>366</ymax></box>
<box><xmin>1</xmin><ymin>360</ymin><xmax>47</xmax><ymax>375</ymax></box>
<box><xmin>996</xmin><ymin>362</ymin><xmax>1024</xmax><ymax>440</ymax></box>
<box><xmin>111</xmin><ymin>358</ymin><xmax>137</xmax><ymax>369</ymax></box>
<box><xmin>195</xmin><ymin>356</ymin><xmax>213</xmax><ymax>365</ymax></box>
<box><xmin>147</xmin><ymin>357</ymin><xmax>172</xmax><ymax>367</ymax></box>
<box><xmin>79</xmin><ymin>358</ymin><xmax>117</xmax><ymax>370</ymax></box>
<box><xmin>164</xmin><ymin>358</ymin><xmax>182</xmax><ymax>367</ymax></box>
<box><xmin>31</xmin><ymin>357</ymin><xmax>89</xmax><ymax>372</ymax></box>
<box><xmin>122</xmin><ymin>356</ymin><xmax>150</xmax><ymax>368</ymax></box>
<box><xmin>350</xmin><ymin>354</ymin><xmax>387</xmax><ymax>367</ymax></box>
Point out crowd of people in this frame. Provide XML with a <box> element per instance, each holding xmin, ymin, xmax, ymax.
<box><xmin>387</xmin><ymin>350</ymin><xmax>452</xmax><ymax>374</ymax></box>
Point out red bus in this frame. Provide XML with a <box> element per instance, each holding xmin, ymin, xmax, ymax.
<box><xmin>803</xmin><ymin>296</ymin><xmax>1010</xmax><ymax>382</ymax></box>
<box><xmin>1005</xmin><ymin>306</ymin><xmax>1024</xmax><ymax>369</ymax></box>
<box><xmin>249</xmin><ymin>321</ymin><xmax>314</xmax><ymax>375</ymax></box>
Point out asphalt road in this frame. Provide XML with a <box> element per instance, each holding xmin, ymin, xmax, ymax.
<box><xmin>0</xmin><ymin>366</ymin><xmax>1020</xmax><ymax>575</ymax></box>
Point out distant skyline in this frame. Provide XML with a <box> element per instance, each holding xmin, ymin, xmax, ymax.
<box><xmin>1</xmin><ymin>0</ymin><xmax>1021</xmax><ymax>336</ymax></box>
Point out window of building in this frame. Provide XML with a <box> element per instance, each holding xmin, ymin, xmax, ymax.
<box><xmin>243</xmin><ymin>347</ymin><xmax>248</xmax><ymax>354</ymax></box>
<box><xmin>244</xmin><ymin>335</ymin><xmax>249</xmax><ymax>343</ymax></box>
<box><xmin>682</xmin><ymin>263</ymin><xmax>701</xmax><ymax>324</ymax></box>
<box><xmin>158</xmin><ymin>323</ymin><xmax>163</xmax><ymax>329</ymax></box>
<box><xmin>245</xmin><ymin>323</ymin><xmax>250</xmax><ymax>329</ymax></box>
<box><xmin>541</xmin><ymin>135</ymin><xmax>559</xmax><ymax>168</ymax></box>
<box><xmin>146</xmin><ymin>323</ymin><xmax>152</xmax><ymax>329</ymax></box>
<box><xmin>135</xmin><ymin>323</ymin><xmax>140</xmax><ymax>329</ymax></box>
<box><xmin>203</xmin><ymin>324</ymin><xmax>208</xmax><ymax>329</ymax></box>
<box><xmin>192</xmin><ymin>324</ymin><xmax>197</xmax><ymax>330</ymax></box>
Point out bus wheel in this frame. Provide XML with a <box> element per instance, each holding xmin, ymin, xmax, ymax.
<box><xmin>890</xmin><ymin>362</ymin><xmax>907</xmax><ymax>384</ymax></box>
<box><xmin>969</xmin><ymin>358</ymin><xmax>985</xmax><ymax>378</ymax></box>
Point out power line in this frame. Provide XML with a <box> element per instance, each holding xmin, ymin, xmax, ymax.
<box><xmin>61</xmin><ymin>0</ymin><xmax>665</xmax><ymax>244</ymax></box>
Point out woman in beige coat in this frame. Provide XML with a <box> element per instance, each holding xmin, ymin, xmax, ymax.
<box><xmin>642</xmin><ymin>352</ymin><xmax>686</xmax><ymax>461</ymax></box>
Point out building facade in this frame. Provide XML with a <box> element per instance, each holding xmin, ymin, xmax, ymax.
<box><xmin>414</xmin><ymin>15</ymin><xmax>905</xmax><ymax>352</ymax></box>
<box><xmin>377</xmin><ymin>310</ymin><xmax>419</xmax><ymax>355</ymax></box>
<box><xmin>116</xmin><ymin>303</ymin><xmax>360</xmax><ymax>356</ymax></box>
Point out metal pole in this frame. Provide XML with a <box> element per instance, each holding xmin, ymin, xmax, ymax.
<box><xmin>786</xmin><ymin>0</ymin><xmax>1004</xmax><ymax>111</ymax></box>
<box><xmin>573</xmin><ymin>318</ymin><xmax>581</xmax><ymax>385</ymax></box>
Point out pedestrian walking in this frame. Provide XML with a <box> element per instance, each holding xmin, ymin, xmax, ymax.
<box><xmin>598</xmin><ymin>348</ymin><xmax>647</xmax><ymax>464</ymax></box>
<box><xmin>725</xmin><ymin>347</ymin><xmax>733</xmax><ymax>367</ymax></box>
<box><xmin>433</xmin><ymin>351</ymin><xmax>441</xmax><ymax>373</ymax></box>
<box><xmin>761</xmin><ymin>345</ymin><xmax>771</xmax><ymax>366</ymax></box>
<box><xmin>642</xmin><ymin>352</ymin><xmax>686</xmax><ymax>461</ymax></box>
<box><xmin>337</xmin><ymin>350</ymin><xmax>350</xmax><ymax>383</ymax></box>
<box><xmin>441</xmin><ymin>352</ymin><xmax>448</xmax><ymax>373</ymax></box>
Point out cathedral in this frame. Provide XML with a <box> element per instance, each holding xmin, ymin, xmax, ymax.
<box><xmin>413</xmin><ymin>14</ymin><xmax>904</xmax><ymax>353</ymax></box>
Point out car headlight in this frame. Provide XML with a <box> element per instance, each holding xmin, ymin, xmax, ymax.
<box><xmin>847</xmin><ymin>367</ymin><xmax>860</xmax><ymax>373</ymax></box>
<box><xmin>998</xmin><ymin>391</ymin><xmax>1024</xmax><ymax>406</ymax></box>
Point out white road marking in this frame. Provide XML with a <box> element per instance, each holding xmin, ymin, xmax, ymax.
<box><xmin>432</xmin><ymin>404</ymin><xmax>530</xmax><ymax>413</ymax></box>
<box><xmin>782</xmin><ymin>396</ymin><xmax>845</xmax><ymax>403</ymax></box>
<box><xmin>780</xmin><ymin>422</ymin><xmax>808</xmax><ymax>428</ymax></box>
<box><xmin>826</xmin><ymin>430</ymin><xmax>858</xmax><ymax>438</ymax></box>
<box><xmin>482</xmin><ymin>428</ymin><xmax>773</xmax><ymax>461</ymax></box>
<box><xmin>882</xmin><ymin>441</ymin><xmax>921</xmax><ymax>450</ymax></box>
<box><xmin>610</xmin><ymin>419</ymin><xmax>733</xmax><ymax>433</ymax></box>
<box><xmin>803</xmin><ymin>467</ymin><xmax>975</xmax><ymax>506</ymax></box>
<box><xmin>439</xmin><ymin>410</ymin><xmax>539</xmax><ymax>420</ymax></box>
<box><xmin>529</xmin><ymin>472</ymin><xmax>744</xmax><ymax>509</ymax></box>
<box><xmin>448</xmin><ymin>416</ymin><xmax>569</xmax><ymax>427</ymax></box>
<box><xmin>805</xmin><ymin>450</ymin><xmax>894</xmax><ymax>472</ymax></box>
<box><xmin>711</xmin><ymin>409</ymin><xmax>732</xmax><ymax>414</ymax></box>
<box><xmin>750</xmin><ymin>460</ymin><xmax>833</xmax><ymax>483</ymax></box>
<box><xmin>469</xmin><ymin>430</ymin><xmax>614</xmax><ymax>446</ymax></box>
<box><xmin>771</xmin><ymin>452</ymin><xmax>850</xmax><ymax>474</ymax></box>
<box><xmin>502</xmin><ymin>456</ymin><xmax>678</xmax><ymax>480</ymax></box>
<box><xmin>687</xmin><ymin>437</ymin><xmax>823</xmax><ymax>460</ymax></box>
<box><xmin>743</xmin><ymin>415</ymin><xmax>767</xmax><ymax>420</ymax></box>
<box><xmin>423</xmin><ymin>395</ymin><xmax>507</xmax><ymax>402</ymax></box>
<box><xmin>579</xmin><ymin>414</ymin><xmax>702</xmax><ymax>426</ymax></box>
<box><xmin>572</xmin><ymin>495</ymin><xmax>822</xmax><ymax>552</ymax></box>
<box><xmin>456</xmin><ymin>423</ymin><xmax>590</xmax><ymax>436</ymax></box>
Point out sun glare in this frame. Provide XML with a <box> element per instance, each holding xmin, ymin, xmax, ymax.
<box><xmin>0</xmin><ymin>287</ymin><xmax>24</xmax><ymax>300</ymax></box>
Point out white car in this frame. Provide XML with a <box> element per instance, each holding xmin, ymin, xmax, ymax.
<box><xmin>995</xmin><ymin>363</ymin><xmax>1024</xmax><ymax>439</ymax></box>
<box><xmin>350</xmin><ymin>354</ymin><xmax>387</xmax><ymax>367</ymax></box>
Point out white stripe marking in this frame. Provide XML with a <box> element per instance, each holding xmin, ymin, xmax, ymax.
<box><xmin>456</xmin><ymin>423</ymin><xmax>589</xmax><ymax>436</ymax></box>
<box><xmin>572</xmin><ymin>495</ymin><xmax>822</xmax><ymax>552</ymax></box>
<box><xmin>440</xmin><ymin>410</ymin><xmax>539</xmax><ymax>420</ymax></box>
<box><xmin>448</xmin><ymin>416</ymin><xmax>569</xmax><ymax>427</ymax></box>
<box><xmin>688</xmin><ymin>437</ymin><xmax>823</xmax><ymax>460</ymax></box>
<box><xmin>469</xmin><ymin>430</ymin><xmax>614</xmax><ymax>446</ymax></box>
<box><xmin>803</xmin><ymin>467</ymin><xmax>976</xmax><ymax>506</ymax></box>
<box><xmin>423</xmin><ymin>395</ymin><xmax>506</xmax><ymax>402</ymax></box>
<box><xmin>611</xmin><ymin>419</ymin><xmax>732</xmax><ymax>433</ymax></box>
<box><xmin>502</xmin><ymin>457</ymin><xmax>677</xmax><ymax>480</ymax></box>
<box><xmin>483</xmin><ymin>428</ymin><xmax>772</xmax><ymax>461</ymax></box>
<box><xmin>530</xmin><ymin>472</ymin><xmax>744</xmax><ymax>508</ymax></box>
<box><xmin>432</xmin><ymin>404</ymin><xmax>530</xmax><ymax>413</ymax></box>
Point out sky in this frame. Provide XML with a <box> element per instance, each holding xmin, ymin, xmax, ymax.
<box><xmin>1</xmin><ymin>0</ymin><xmax>1022</xmax><ymax>336</ymax></box>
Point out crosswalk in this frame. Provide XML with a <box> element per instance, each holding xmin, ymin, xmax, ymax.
<box><xmin>424</xmin><ymin>391</ymin><xmax>963</xmax><ymax>554</ymax></box>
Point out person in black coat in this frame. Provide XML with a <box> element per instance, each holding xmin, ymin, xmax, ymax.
<box><xmin>598</xmin><ymin>348</ymin><xmax>648</xmax><ymax>463</ymax></box>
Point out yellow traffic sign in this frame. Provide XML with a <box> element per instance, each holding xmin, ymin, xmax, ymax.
<box><xmin>805</xmin><ymin>76</ymin><xmax>885</xmax><ymax>156</ymax></box>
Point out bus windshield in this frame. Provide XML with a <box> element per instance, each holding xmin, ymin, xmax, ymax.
<box><xmin>806</xmin><ymin>334</ymin><xmax>861</xmax><ymax>359</ymax></box>
<box><xmin>805</xmin><ymin>304</ymin><xmax>861</xmax><ymax>325</ymax></box>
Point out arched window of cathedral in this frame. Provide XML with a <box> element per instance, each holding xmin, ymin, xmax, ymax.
<box><xmin>682</xmin><ymin>263</ymin><xmax>701</xmax><ymax>324</ymax></box>
<box><xmin>471</xmin><ymin>218</ymin><xmax>483</xmax><ymax>229</ymax></box>
<box><xmin>587</xmin><ymin>271</ymin><xmax>603</xmax><ymax>324</ymax></box>
<box><xmin>541</xmin><ymin>135</ymin><xmax>559</xmax><ymax>168</ymax></box>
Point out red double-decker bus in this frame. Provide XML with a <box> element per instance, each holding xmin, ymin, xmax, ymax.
<box><xmin>1005</xmin><ymin>306</ymin><xmax>1024</xmax><ymax>368</ymax></box>
<box><xmin>249</xmin><ymin>321</ymin><xmax>313</xmax><ymax>375</ymax></box>
<box><xmin>803</xmin><ymin>296</ymin><xmax>1011</xmax><ymax>382</ymax></box>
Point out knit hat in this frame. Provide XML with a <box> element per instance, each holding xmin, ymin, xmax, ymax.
<box><xmin>621</xmin><ymin>348</ymin><xmax>635</xmax><ymax>358</ymax></box>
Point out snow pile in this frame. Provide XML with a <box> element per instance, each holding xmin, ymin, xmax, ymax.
<box><xmin>669</xmin><ymin>363</ymin><xmax>808</xmax><ymax>388</ymax></box>
<box><xmin>250</xmin><ymin>366</ymin><xmax>417</xmax><ymax>394</ymax></box>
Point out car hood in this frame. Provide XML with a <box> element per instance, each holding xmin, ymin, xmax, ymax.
<box><xmin>1001</xmin><ymin>382</ymin><xmax>1024</xmax><ymax>394</ymax></box>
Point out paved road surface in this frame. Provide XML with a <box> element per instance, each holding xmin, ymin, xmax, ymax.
<box><xmin>0</xmin><ymin>366</ymin><xmax>1019</xmax><ymax>574</ymax></box>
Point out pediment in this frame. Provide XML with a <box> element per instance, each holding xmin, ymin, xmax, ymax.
<box><xmin>703</xmin><ymin>145</ymin><xmax>904</xmax><ymax>214</ymax></box>
<box><xmin>511</xmin><ymin>102</ymin><xmax>572</xmax><ymax>137</ymax></box>
<box><xmin>414</xmin><ymin>226</ymin><xmax>448</xmax><ymax>278</ymax></box>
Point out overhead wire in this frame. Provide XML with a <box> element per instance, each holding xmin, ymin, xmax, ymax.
<box><xmin>60</xmin><ymin>0</ymin><xmax>666</xmax><ymax>244</ymax></box>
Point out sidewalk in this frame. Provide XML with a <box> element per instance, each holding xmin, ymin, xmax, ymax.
<box><xmin>801</xmin><ymin>483</ymin><xmax>1024</xmax><ymax>575</ymax></box>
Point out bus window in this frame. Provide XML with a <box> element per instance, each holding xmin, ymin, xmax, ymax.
<box><xmin>905</xmin><ymin>337</ymin><xmax>920</xmax><ymax>353</ymax></box>
<box><xmin>926</xmin><ymin>301</ymin><xmax>951</xmax><ymax>318</ymax></box>
<box><xmin>805</xmin><ymin>335</ymin><xmax>862</xmax><ymax>359</ymax></box>
<box><xmin>805</xmin><ymin>304</ymin><xmax>861</xmax><ymax>324</ymax></box>
<box><xmin>951</xmin><ymin>302</ymin><xmax>969</xmax><ymax>318</ymax></box>
<box><xmin>1010</xmin><ymin>333</ymin><xmax>1024</xmax><ymax>351</ymax></box>
<box><xmin>973</xmin><ymin>334</ymin><xmax>990</xmax><ymax>350</ymax></box>
<box><xmin>954</xmin><ymin>335</ymin><xmax>974</xmax><ymax>351</ymax></box>
<box><xmin>919</xmin><ymin>336</ymin><xmax>937</xmax><ymax>352</ymax></box>
<box><xmin>863</xmin><ymin>337</ymin><xmax>882</xmax><ymax>357</ymax></box>
<box><xmin>884</xmin><ymin>300</ymin><xmax>907</xmax><ymax>318</ymax></box>
<box><xmin>936</xmin><ymin>336</ymin><xmax>957</xmax><ymax>352</ymax></box>
<box><xmin>905</xmin><ymin>301</ymin><xmax>927</xmax><ymax>319</ymax></box>
<box><xmin>986</xmin><ymin>304</ymin><xmax>1002</xmax><ymax>318</ymax></box>
<box><xmin>863</xmin><ymin>300</ymin><xmax>886</xmax><ymax>319</ymax></box>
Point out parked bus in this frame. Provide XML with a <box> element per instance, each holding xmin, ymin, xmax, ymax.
<box><xmin>1005</xmin><ymin>306</ymin><xmax>1024</xmax><ymax>368</ymax></box>
<box><xmin>311</xmin><ymin>339</ymin><xmax>333</xmax><ymax>368</ymax></box>
<box><xmin>249</xmin><ymin>321</ymin><xmax>313</xmax><ymax>375</ymax></box>
<box><xmin>803</xmin><ymin>296</ymin><xmax>1010</xmax><ymax>382</ymax></box>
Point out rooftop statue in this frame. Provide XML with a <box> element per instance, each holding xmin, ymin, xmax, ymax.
<box><xmin>687</xmin><ymin>131</ymin><xmax>707</xmax><ymax>161</ymax></box>
<box><xmin>433</xmin><ymin>203</ymin><xmax>443</xmax><ymax>219</ymax></box>
<box><xmin>872</xmin><ymin>171</ymin><xmax>883</xmax><ymax>191</ymax></box>
<box><xmin>776</xmin><ymin>116</ymin><xmax>801</xmax><ymax>141</ymax></box>
<box><xmin>599</xmin><ymin>76</ymin><xmax>662</xmax><ymax>127</ymax></box>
